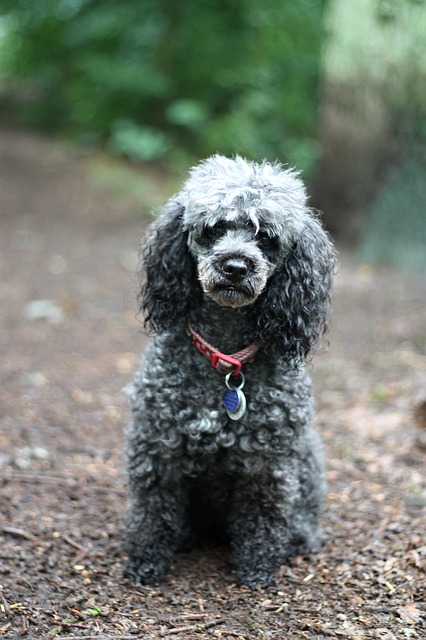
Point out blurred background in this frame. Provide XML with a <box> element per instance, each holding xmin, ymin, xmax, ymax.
<box><xmin>0</xmin><ymin>6</ymin><xmax>425</xmax><ymax>635</ymax></box>
<box><xmin>0</xmin><ymin>0</ymin><xmax>425</xmax><ymax>268</ymax></box>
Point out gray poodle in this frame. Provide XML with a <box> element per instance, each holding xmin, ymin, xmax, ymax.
<box><xmin>124</xmin><ymin>155</ymin><xmax>336</xmax><ymax>587</ymax></box>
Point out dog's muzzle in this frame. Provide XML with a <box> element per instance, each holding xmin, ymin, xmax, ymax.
<box><xmin>198</xmin><ymin>254</ymin><xmax>263</xmax><ymax>308</ymax></box>
<box><xmin>219</xmin><ymin>255</ymin><xmax>255</xmax><ymax>284</ymax></box>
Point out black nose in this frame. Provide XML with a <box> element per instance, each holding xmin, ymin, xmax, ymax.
<box><xmin>221</xmin><ymin>257</ymin><xmax>251</xmax><ymax>282</ymax></box>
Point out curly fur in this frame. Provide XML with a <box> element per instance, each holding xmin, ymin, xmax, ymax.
<box><xmin>124</xmin><ymin>154</ymin><xmax>336</xmax><ymax>587</ymax></box>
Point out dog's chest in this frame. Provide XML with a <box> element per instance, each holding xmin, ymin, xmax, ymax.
<box><xmin>137</xmin><ymin>334</ymin><xmax>312</xmax><ymax>455</ymax></box>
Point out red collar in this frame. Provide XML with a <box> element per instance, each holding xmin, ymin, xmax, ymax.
<box><xmin>187</xmin><ymin>323</ymin><xmax>260</xmax><ymax>376</ymax></box>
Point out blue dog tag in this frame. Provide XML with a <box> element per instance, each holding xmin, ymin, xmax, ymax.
<box><xmin>224</xmin><ymin>386</ymin><xmax>240</xmax><ymax>413</ymax></box>
<box><xmin>223</xmin><ymin>373</ymin><xmax>246</xmax><ymax>420</ymax></box>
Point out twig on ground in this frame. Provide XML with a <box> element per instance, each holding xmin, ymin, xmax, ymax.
<box><xmin>1</xmin><ymin>472</ymin><xmax>77</xmax><ymax>487</ymax></box>
<box><xmin>172</xmin><ymin>613</ymin><xmax>207</xmax><ymax>621</ymax></box>
<box><xmin>1</xmin><ymin>472</ymin><xmax>126</xmax><ymax>495</ymax></box>
<box><xmin>54</xmin><ymin>637</ymin><xmax>141</xmax><ymax>640</ymax></box>
<box><xmin>160</xmin><ymin>617</ymin><xmax>225</xmax><ymax>636</ymax></box>
<box><xmin>21</xmin><ymin>615</ymin><xmax>28</xmax><ymax>635</ymax></box>
<box><xmin>1</xmin><ymin>526</ymin><xmax>34</xmax><ymax>540</ymax></box>
<box><xmin>62</xmin><ymin>535</ymin><xmax>88</xmax><ymax>553</ymax></box>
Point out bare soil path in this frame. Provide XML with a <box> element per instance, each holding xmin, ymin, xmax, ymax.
<box><xmin>0</xmin><ymin>129</ymin><xmax>425</xmax><ymax>639</ymax></box>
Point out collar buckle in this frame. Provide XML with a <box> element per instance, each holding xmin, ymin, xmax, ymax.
<box><xmin>211</xmin><ymin>352</ymin><xmax>242</xmax><ymax>376</ymax></box>
<box><xmin>187</xmin><ymin>322</ymin><xmax>260</xmax><ymax>375</ymax></box>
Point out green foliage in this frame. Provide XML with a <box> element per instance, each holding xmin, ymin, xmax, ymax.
<box><xmin>0</xmin><ymin>0</ymin><xmax>326</xmax><ymax>173</ymax></box>
<box><xmin>109</xmin><ymin>120</ymin><xmax>169</xmax><ymax>162</ymax></box>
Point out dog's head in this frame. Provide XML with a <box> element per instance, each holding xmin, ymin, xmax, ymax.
<box><xmin>181</xmin><ymin>155</ymin><xmax>310</xmax><ymax>309</ymax></box>
<box><xmin>138</xmin><ymin>155</ymin><xmax>336</xmax><ymax>363</ymax></box>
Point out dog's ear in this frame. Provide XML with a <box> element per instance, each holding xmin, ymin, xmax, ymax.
<box><xmin>138</xmin><ymin>199</ymin><xmax>201</xmax><ymax>333</ymax></box>
<box><xmin>254</xmin><ymin>216</ymin><xmax>336</xmax><ymax>365</ymax></box>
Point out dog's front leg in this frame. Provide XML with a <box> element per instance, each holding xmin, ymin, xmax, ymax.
<box><xmin>123</xmin><ymin>481</ymin><xmax>188</xmax><ymax>584</ymax></box>
<box><xmin>228</xmin><ymin>471</ymin><xmax>295</xmax><ymax>587</ymax></box>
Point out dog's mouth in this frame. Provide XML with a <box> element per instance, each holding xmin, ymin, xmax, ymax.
<box><xmin>204</xmin><ymin>282</ymin><xmax>258</xmax><ymax>308</ymax></box>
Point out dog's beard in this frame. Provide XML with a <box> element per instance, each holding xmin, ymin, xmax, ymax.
<box><xmin>204</xmin><ymin>284</ymin><xmax>258</xmax><ymax>308</ymax></box>
<box><xmin>198</xmin><ymin>261</ymin><xmax>268</xmax><ymax>308</ymax></box>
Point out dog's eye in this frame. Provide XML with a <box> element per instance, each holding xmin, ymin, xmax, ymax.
<box><xmin>257</xmin><ymin>233</ymin><xmax>279</xmax><ymax>254</ymax></box>
<box><xmin>196</xmin><ymin>222</ymin><xmax>227</xmax><ymax>247</ymax></box>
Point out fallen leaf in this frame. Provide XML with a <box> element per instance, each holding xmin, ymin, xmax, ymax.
<box><xmin>397</xmin><ymin>603</ymin><xmax>421</xmax><ymax>625</ymax></box>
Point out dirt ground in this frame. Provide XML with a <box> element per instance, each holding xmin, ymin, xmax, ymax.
<box><xmin>0</xmin><ymin>129</ymin><xmax>425</xmax><ymax>639</ymax></box>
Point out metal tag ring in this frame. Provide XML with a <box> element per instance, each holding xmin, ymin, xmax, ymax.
<box><xmin>225</xmin><ymin>370</ymin><xmax>245</xmax><ymax>391</ymax></box>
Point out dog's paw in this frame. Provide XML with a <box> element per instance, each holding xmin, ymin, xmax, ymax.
<box><xmin>288</xmin><ymin>526</ymin><xmax>326</xmax><ymax>557</ymax></box>
<box><xmin>236</xmin><ymin>568</ymin><xmax>277</xmax><ymax>588</ymax></box>
<box><xmin>123</xmin><ymin>557</ymin><xmax>168</xmax><ymax>585</ymax></box>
